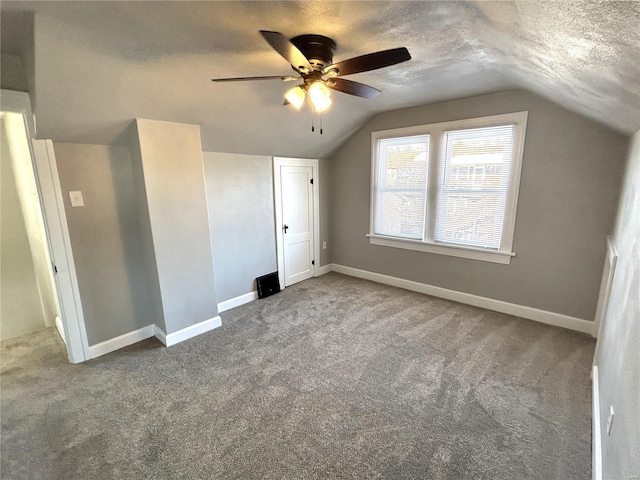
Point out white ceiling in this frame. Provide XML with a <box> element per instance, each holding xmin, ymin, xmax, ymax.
<box><xmin>1</xmin><ymin>1</ymin><xmax>639</xmax><ymax>158</ymax></box>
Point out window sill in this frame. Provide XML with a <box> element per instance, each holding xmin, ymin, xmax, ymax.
<box><xmin>366</xmin><ymin>234</ymin><xmax>515</xmax><ymax>265</ymax></box>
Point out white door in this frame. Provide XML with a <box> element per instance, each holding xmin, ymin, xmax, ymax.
<box><xmin>274</xmin><ymin>157</ymin><xmax>320</xmax><ymax>289</ymax></box>
<box><xmin>281</xmin><ymin>165</ymin><xmax>314</xmax><ymax>286</ymax></box>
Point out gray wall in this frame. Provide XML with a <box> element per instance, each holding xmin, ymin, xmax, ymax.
<box><xmin>202</xmin><ymin>152</ymin><xmax>331</xmax><ymax>303</ymax></box>
<box><xmin>330</xmin><ymin>90</ymin><xmax>628</xmax><ymax>320</ymax></box>
<box><xmin>0</xmin><ymin>118</ymin><xmax>45</xmax><ymax>340</ymax></box>
<box><xmin>202</xmin><ymin>152</ymin><xmax>277</xmax><ymax>302</ymax></box>
<box><xmin>134</xmin><ymin>119</ymin><xmax>218</xmax><ymax>334</ymax></box>
<box><xmin>319</xmin><ymin>158</ymin><xmax>331</xmax><ymax>267</ymax></box>
<box><xmin>0</xmin><ymin>54</ymin><xmax>28</xmax><ymax>92</ymax></box>
<box><xmin>128</xmin><ymin>125</ymin><xmax>166</xmax><ymax>333</ymax></box>
<box><xmin>595</xmin><ymin>131</ymin><xmax>640</xmax><ymax>479</ymax></box>
<box><xmin>54</xmin><ymin>143</ymin><xmax>152</xmax><ymax>345</ymax></box>
<box><xmin>54</xmin><ymin>121</ymin><xmax>219</xmax><ymax>344</ymax></box>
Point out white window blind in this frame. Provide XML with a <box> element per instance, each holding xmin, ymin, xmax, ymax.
<box><xmin>434</xmin><ymin>125</ymin><xmax>516</xmax><ymax>249</ymax></box>
<box><xmin>373</xmin><ymin>135</ymin><xmax>430</xmax><ymax>239</ymax></box>
<box><xmin>369</xmin><ymin>112</ymin><xmax>527</xmax><ymax>264</ymax></box>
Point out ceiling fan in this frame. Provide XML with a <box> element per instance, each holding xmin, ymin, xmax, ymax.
<box><xmin>212</xmin><ymin>31</ymin><xmax>411</xmax><ymax>115</ymax></box>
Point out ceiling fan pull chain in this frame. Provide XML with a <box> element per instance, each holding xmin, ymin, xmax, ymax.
<box><xmin>311</xmin><ymin>111</ymin><xmax>315</xmax><ymax>132</ymax></box>
<box><xmin>320</xmin><ymin>115</ymin><xmax>323</xmax><ymax>135</ymax></box>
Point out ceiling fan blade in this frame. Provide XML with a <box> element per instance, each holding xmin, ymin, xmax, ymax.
<box><xmin>212</xmin><ymin>75</ymin><xmax>299</xmax><ymax>82</ymax></box>
<box><xmin>327</xmin><ymin>78</ymin><xmax>381</xmax><ymax>99</ymax></box>
<box><xmin>324</xmin><ymin>47</ymin><xmax>411</xmax><ymax>77</ymax></box>
<box><xmin>259</xmin><ymin>30</ymin><xmax>312</xmax><ymax>73</ymax></box>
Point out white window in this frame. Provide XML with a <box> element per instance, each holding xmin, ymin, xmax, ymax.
<box><xmin>369</xmin><ymin>112</ymin><xmax>528</xmax><ymax>264</ymax></box>
<box><xmin>373</xmin><ymin>135</ymin><xmax>430</xmax><ymax>240</ymax></box>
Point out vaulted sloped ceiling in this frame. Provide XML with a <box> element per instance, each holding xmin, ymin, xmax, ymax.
<box><xmin>1</xmin><ymin>1</ymin><xmax>638</xmax><ymax>158</ymax></box>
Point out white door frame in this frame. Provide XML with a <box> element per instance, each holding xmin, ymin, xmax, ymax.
<box><xmin>273</xmin><ymin>157</ymin><xmax>320</xmax><ymax>290</ymax></box>
<box><xmin>1</xmin><ymin>90</ymin><xmax>88</xmax><ymax>363</ymax></box>
<box><xmin>593</xmin><ymin>236</ymin><xmax>618</xmax><ymax>365</ymax></box>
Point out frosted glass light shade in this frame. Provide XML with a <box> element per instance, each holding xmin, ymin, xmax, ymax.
<box><xmin>308</xmin><ymin>82</ymin><xmax>332</xmax><ymax>112</ymax></box>
<box><xmin>284</xmin><ymin>86</ymin><xmax>305</xmax><ymax>110</ymax></box>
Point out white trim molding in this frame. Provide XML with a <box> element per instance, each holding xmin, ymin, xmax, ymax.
<box><xmin>2</xmin><ymin>90</ymin><xmax>89</xmax><ymax>364</ymax></box>
<box><xmin>55</xmin><ymin>316</ymin><xmax>66</xmax><ymax>345</ymax></box>
<box><xmin>153</xmin><ymin>325</ymin><xmax>167</xmax><ymax>346</ymax></box>
<box><xmin>331</xmin><ymin>264</ymin><xmax>594</xmax><ymax>335</ymax></box>
<box><xmin>37</xmin><ymin>140</ymin><xmax>90</xmax><ymax>363</ymax></box>
<box><xmin>218</xmin><ymin>269</ymin><xmax>333</xmax><ymax>313</ymax></box>
<box><xmin>155</xmin><ymin>316</ymin><xmax>222</xmax><ymax>347</ymax></box>
<box><xmin>592</xmin><ymin>365</ymin><xmax>603</xmax><ymax>480</ymax></box>
<box><xmin>85</xmin><ymin>316</ymin><xmax>222</xmax><ymax>359</ymax></box>
<box><xmin>369</xmin><ymin>111</ymin><xmax>528</xmax><ymax>265</ymax></box>
<box><xmin>218</xmin><ymin>291</ymin><xmax>258</xmax><ymax>313</ymax></box>
<box><xmin>86</xmin><ymin>325</ymin><xmax>156</xmax><ymax>360</ymax></box>
<box><xmin>367</xmin><ymin>234</ymin><xmax>514</xmax><ymax>265</ymax></box>
<box><xmin>593</xmin><ymin>236</ymin><xmax>617</xmax><ymax>340</ymax></box>
<box><xmin>317</xmin><ymin>264</ymin><xmax>332</xmax><ymax>276</ymax></box>
<box><xmin>273</xmin><ymin>157</ymin><xmax>321</xmax><ymax>289</ymax></box>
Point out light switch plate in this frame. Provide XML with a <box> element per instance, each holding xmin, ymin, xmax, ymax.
<box><xmin>69</xmin><ymin>191</ymin><xmax>84</xmax><ymax>207</ymax></box>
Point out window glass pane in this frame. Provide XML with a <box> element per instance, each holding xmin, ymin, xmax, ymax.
<box><xmin>435</xmin><ymin>125</ymin><xmax>515</xmax><ymax>249</ymax></box>
<box><xmin>374</xmin><ymin>135</ymin><xmax>429</xmax><ymax>240</ymax></box>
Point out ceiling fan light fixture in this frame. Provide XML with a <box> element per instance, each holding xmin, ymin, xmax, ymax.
<box><xmin>285</xmin><ymin>86</ymin><xmax>306</xmax><ymax>110</ymax></box>
<box><xmin>308</xmin><ymin>81</ymin><xmax>331</xmax><ymax>112</ymax></box>
<box><xmin>214</xmin><ymin>31</ymin><xmax>412</xmax><ymax>122</ymax></box>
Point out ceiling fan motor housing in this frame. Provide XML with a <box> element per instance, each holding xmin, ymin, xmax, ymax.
<box><xmin>213</xmin><ymin>30</ymin><xmax>410</xmax><ymax>103</ymax></box>
<box><xmin>290</xmin><ymin>34</ymin><xmax>337</xmax><ymax>72</ymax></box>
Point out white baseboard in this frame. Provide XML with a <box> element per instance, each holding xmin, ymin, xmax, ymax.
<box><xmin>317</xmin><ymin>264</ymin><xmax>332</xmax><ymax>276</ymax></box>
<box><xmin>153</xmin><ymin>325</ymin><xmax>167</xmax><ymax>346</ymax></box>
<box><xmin>85</xmin><ymin>316</ymin><xmax>222</xmax><ymax>359</ymax></box>
<box><xmin>55</xmin><ymin>316</ymin><xmax>67</xmax><ymax>345</ymax></box>
<box><xmin>331</xmin><ymin>264</ymin><xmax>594</xmax><ymax>335</ymax></box>
<box><xmin>218</xmin><ymin>291</ymin><xmax>258</xmax><ymax>313</ymax></box>
<box><xmin>86</xmin><ymin>324</ymin><xmax>155</xmax><ymax>360</ymax></box>
<box><xmin>592</xmin><ymin>365</ymin><xmax>602</xmax><ymax>480</ymax></box>
<box><xmin>155</xmin><ymin>316</ymin><xmax>222</xmax><ymax>347</ymax></box>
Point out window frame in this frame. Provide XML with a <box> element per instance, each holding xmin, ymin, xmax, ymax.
<box><xmin>373</xmin><ymin>133</ymin><xmax>430</xmax><ymax>241</ymax></box>
<box><xmin>368</xmin><ymin>111</ymin><xmax>528</xmax><ymax>265</ymax></box>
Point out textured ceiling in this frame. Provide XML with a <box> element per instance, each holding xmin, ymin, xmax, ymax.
<box><xmin>1</xmin><ymin>1</ymin><xmax>638</xmax><ymax>158</ymax></box>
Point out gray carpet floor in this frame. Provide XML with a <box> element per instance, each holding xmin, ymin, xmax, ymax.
<box><xmin>1</xmin><ymin>272</ymin><xmax>594</xmax><ymax>479</ymax></box>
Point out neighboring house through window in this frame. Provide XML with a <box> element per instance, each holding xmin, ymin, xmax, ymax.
<box><xmin>369</xmin><ymin>111</ymin><xmax>528</xmax><ymax>264</ymax></box>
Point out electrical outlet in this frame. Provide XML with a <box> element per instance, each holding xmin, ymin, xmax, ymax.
<box><xmin>323</xmin><ymin>241</ymin><xmax>327</xmax><ymax>249</ymax></box>
<box><xmin>606</xmin><ymin>406</ymin><xmax>614</xmax><ymax>436</ymax></box>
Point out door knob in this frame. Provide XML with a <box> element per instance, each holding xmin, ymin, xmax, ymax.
<box><xmin>283</xmin><ymin>224</ymin><xmax>289</xmax><ymax>233</ymax></box>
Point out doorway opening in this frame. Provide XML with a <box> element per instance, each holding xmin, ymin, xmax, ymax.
<box><xmin>1</xmin><ymin>90</ymin><xmax>88</xmax><ymax>363</ymax></box>
<box><xmin>1</xmin><ymin>110</ymin><xmax>62</xmax><ymax>343</ymax></box>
